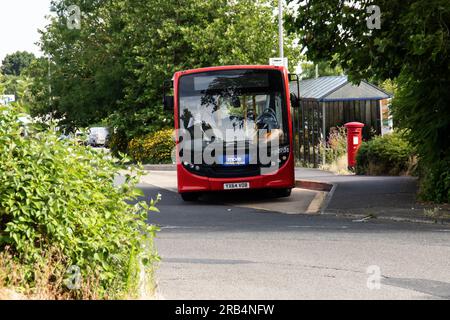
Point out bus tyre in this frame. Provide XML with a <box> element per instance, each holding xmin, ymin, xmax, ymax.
<box><xmin>273</xmin><ymin>188</ymin><xmax>292</xmax><ymax>198</ymax></box>
<box><xmin>181</xmin><ymin>192</ymin><xmax>200</xmax><ymax>202</ymax></box>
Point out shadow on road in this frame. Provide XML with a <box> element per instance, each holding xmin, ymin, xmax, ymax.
<box><xmin>137</xmin><ymin>184</ymin><xmax>450</xmax><ymax>233</ymax></box>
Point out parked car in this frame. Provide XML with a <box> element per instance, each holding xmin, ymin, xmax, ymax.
<box><xmin>88</xmin><ymin>127</ymin><xmax>110</xmax><ymax>147</ymax></box>
<box><xmin>57</xmin><ymin>130</ymin><xmax>87</xmax><ymax>145</ymax></box>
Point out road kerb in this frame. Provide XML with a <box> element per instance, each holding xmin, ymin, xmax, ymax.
<box><xmin>305</xmin><ymin>191</ymin><xmax>327</xmax><ymax>214</ymax></box>
<box><xmin>295</xmin><ymin>179</ymin><xmax>333</xmax><ymax>192</ymax></box>
<box><xmin>143</xmin><ymin>164</ymin><xmax>176</xmax><ymax>171</ymax></box>
<box><xmin>295</xmin><ymin>179</ymin><xmax>336</xmax><ymax>214</ymax></box>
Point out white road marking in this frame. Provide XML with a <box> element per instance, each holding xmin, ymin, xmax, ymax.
<box><xmin>288</xmin><ymin>225</ymin><xmax>349</xmax><ymax>229</ymax></box>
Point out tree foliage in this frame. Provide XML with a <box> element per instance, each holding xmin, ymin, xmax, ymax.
<box><xmin>300</xmin><ymin>60</ymin><xmax>343</xmax><ymax>79</ymax></box>
<box><xmin>1</xmin><ymin>51</ymin><xmax>36</xmax><ymax>76</ymax></box>
<box><xmin>286</xmin><ymin>0</ymin><xmax>449</xmax><ymax>81</ymax></box>
<box><xmin>287</xmin><ymin>0</ymin><xmax>450</xmax><ymax>202</ymax></box>
<box><xmin>32</xmin><ymin>0</ymin><xmax>127</xmax><ymax>129</ymax></box>
<box><xmin>31</xmin><ymin>0</ymin><xmax>301</xmax><ymax>137</ymax></box>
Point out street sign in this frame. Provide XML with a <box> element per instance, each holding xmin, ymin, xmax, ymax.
<box><xmin>0</xmin><ymin>95</ymin><xmax>16</xmax><ymax>105</ymax></box>
<box><xmin>269</xmin><ymin>57</ymin><xmax>288</xmax><ymax>69</ymax></box>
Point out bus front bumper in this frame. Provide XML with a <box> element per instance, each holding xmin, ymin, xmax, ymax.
<box><xmin>177</xmin><ymin>162</ymin><xmax>295</xmax><ymax>194</ymax></box>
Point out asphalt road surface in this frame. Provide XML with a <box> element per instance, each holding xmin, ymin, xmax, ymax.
<box><xmin>140</xmin><ymin>183</ymin><xmax>450</xmax><ymax>300</ymax></box>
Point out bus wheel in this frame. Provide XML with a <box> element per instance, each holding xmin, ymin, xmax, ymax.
<box><xmin>273</xmin><ymin>188</ymin><xmax>292</xmax><ymax>198</ymax></box>
<box><xmin>181</xmin><ymin>192</ymin><xmax>200</xmax><ymax>202</ymax></box>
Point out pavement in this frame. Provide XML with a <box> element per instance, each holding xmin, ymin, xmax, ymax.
<box><xmin>295</xmin><ymin>168</ymin><xmax>450</xmax><ymax>224</ymax></box>
<box><xmin>141</xmin><ymin>170</ymin><xmax>327</xmax><ymax>215</ymax></box>
<box><xmin>138</xmin><ymin>185</ymin><xmax>450</xmax><ymax>300</ymax></box>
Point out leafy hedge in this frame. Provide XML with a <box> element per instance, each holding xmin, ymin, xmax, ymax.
<box><xmin>109</xmin><ymin>130</ymin><xmax>130</xmax><ymax>156</ymax></box>
<box><xmin>128</xmin><ymin>128</ymin><xmax>175</xmax><ymax>164</ymax></box>
<box><xmin>320</xmin><ymin>126</ymin><xmax>347</xmax><ymax>164</ymax></box>
<box><xmin>419</xmin><ymin>159</ymin><xmax>450</xmax><ymax>204</ymax></box>
<box><xmin>392</xmin><ymin>74</ymin><xmax>450</xmax><ymax>204</ymax></box>
<box><xmin>356</xmin><ymin>132</ymin><xmax>416</xmax><ymax>176</ymax></box>
<box><xmin>0</xmin><ymin>104</ymin><xmax>159</xmax><ymax>299</ymax></box>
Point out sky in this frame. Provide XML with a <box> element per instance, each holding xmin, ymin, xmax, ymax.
<box><xmin>0</xmin><ymin>0</ymin><xmax>52</xmax><ymax>62</ymax></box>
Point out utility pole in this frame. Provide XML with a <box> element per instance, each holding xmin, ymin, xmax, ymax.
<box><xmin>48</xmin><ymin>55</ymin><xmax>52</xmax><ymax>106</ymax></box>
<box><xmin>278</xmin><ymin>0</ymin><xmax>284</xmax><ymax>58</ymax></box>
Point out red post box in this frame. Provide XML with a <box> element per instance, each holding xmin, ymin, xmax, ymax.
<box><xmin>344</xmin><ymin>122</ymin><xmax>365</xmax><ymax>168</ymax></box>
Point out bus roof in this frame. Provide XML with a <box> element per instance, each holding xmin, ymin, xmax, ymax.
<box><xmin>174</xmin><ymin>65</ymin><xmax>287</xmax><ymax>77</ymax></box>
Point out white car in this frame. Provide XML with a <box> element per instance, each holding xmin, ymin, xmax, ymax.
<box><xmin>88</xmin><ymin>127</ymin><xmax>110</xmax><ymax>147</ymax></box>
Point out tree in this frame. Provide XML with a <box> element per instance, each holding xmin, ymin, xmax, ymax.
<box><xmin>1</xmin><ymin>51</ymin><xmax>36</xmax><ymax>76</ymax></box>
<box><xmin>113</xmin><ymin>0</ymin><xmax>301</xmax><ymax>139</ymax></box>
<box><xmin>300</xmin><ymin>60</ymin><xmax>343</xmax><ymax>79</ymax></box>
<box><xmin>32</xmin><ymin>0</ymin><xmax>302</xmax><ymax>138</ymax></box>
<box><xmin>32</xmin><ymin>0</ymin><xmax>127</xmax><ymax>129</ymax></box>
<box><xmin>286</xmin><ymin>0</ymin><xmax>450</xmax><ymax>202</ymax></box>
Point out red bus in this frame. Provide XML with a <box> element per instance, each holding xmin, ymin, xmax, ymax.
<box><xmin>164</xmin><ymin>65</ymin><xmax>296</xmax><ymax>201</ymax></box>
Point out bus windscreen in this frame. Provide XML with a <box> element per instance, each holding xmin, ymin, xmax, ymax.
<box><xmin>178</xmin><ymin>69</ymin><xmax>289</xmax><ymax>146</ymax></box>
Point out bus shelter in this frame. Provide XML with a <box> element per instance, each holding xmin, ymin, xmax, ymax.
<box><xmin>290</xmin><ymin>76</ymin><xmax>391</xmax><ymax>167</ymax></box>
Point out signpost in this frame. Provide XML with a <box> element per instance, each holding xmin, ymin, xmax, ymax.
<box><xmin>278</xmin><ymin>0</ymin><xmax>284</xmax><ymax>59</ymax></box>
<box><xmin>269</xmin><ymin>57</ymin><xmax>289</xmax><ymax>70</ymax></box>
<box><xmin>0</xmin><ymin>95</ymin><xmax>15</xmax><ymax>105</ymax></box>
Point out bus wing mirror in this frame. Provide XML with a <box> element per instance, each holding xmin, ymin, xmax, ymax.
<box><xmin>163</xmin><ymin>95</ymin><xmax>174</xmax><ymax>112</ymax></box>
<box><xmin>288</xmin><ymin>74</ymin><xmax>298</xmax><ymax>82</ymax></box>
<box><xmin>288</xmin><ymin>73</ymin><xmax>300</xmax><ymax>108</ymax></box>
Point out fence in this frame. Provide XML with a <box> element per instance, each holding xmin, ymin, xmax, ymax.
<box><xmin>292</xmin><ymin>99</ymin><xmax>382</xmax><ymax>168</ymax></box>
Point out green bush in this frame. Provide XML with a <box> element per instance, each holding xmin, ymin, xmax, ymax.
<box><xmin>109</xmin><ymin>130</ymin><xmax>130</xmax><ymax>156</ymax></box>
<box><xmin>419</xmin><ymin>158</ymin><xmax>450</xmax><ymax>204</ymax></box>
<box><xmin>356</xmin><ymin>132</ymin><xmax>416</xmax><ymax>176</ymax></box>
<box><xmin>0</xmin><ymin>104</ymin><xmax>159</xmax><ymax>299</ymax></box>
<box><xmin>128</xmin><ymin>128</ymin><xmax>175</xmax><ymax>164</ymax></box>
<box><xmin>320</xmin><ymin>126</ymin><xmax>347</xmax><ymax>164</ymax></box>
<box><xmin>107</xmin><ymin>107</ymin><xmax>170</xmax><ymax>158</ymax></box>
<box><xmin>392</xmin><ymin>74</ymin><xmax>450</xmax><ymax>204</ymax></box>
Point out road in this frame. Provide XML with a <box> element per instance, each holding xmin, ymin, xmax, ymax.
<box><xmin>140</xmin><ymin>184</ymin><xmax>450</xmax><ymax>300</ymax></box>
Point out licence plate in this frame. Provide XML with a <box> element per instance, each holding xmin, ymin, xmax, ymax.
<box><xmin>224</xmin><ymin>182</ymin><xmax>250</xmax><ymax>190</ymax></box>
